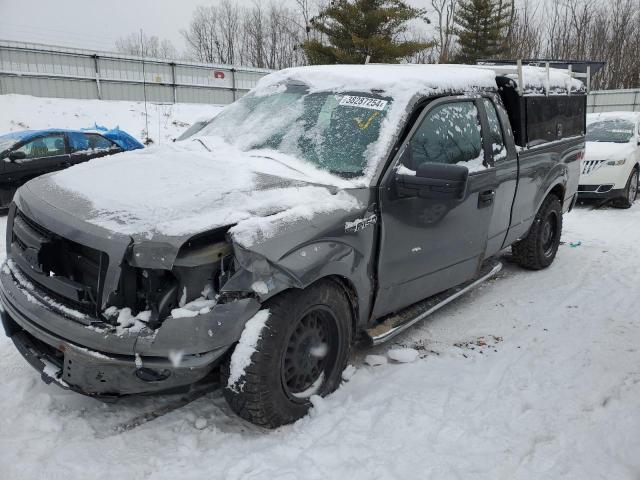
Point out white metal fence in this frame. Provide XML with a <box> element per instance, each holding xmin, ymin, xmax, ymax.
<box><xmin>2</xmin><ymin>40</ymin><xmax>640</xmax><ymax>112</ymax></box>
<box><xmin>0</xmin><ymin>40</ymin><xmax>272</xmax><ymax>104</ymax></box>
<box><xmin>587</xmin><ymin>89</ymin><xmax>640</xmax><ymax>113</ymax></box>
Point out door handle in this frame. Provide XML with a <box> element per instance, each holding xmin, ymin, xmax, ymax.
<box><xmin>478</xmin><ymin>190</ymin><xmax>495</xmax><ymax>208</ymax></box>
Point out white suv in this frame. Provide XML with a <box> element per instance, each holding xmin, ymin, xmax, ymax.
<box><xmin>579</xmin><ymin>112</ymin><xmax>640</xmax><ymax>208</ymax></box>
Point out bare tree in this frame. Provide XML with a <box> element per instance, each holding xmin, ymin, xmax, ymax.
<box><xmin>115</xmin><ymin>32</ymin><xmax>178</xmax><ymax>59</ymax></box>
<box><xmin>430</xmin><ymin>0</ymin><xmax>457</xmax><ymax>63</ymax></box>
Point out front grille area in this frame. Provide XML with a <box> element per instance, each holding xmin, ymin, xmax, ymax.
<box><xmin>10</xmin><ymin>210</ymin><xmax>109</xmax><ymax>317</ymax></box>
<box><xmin>581</xmin><ymin>160</ymin><xmax>605</xmax><ymax>175</ymax></box>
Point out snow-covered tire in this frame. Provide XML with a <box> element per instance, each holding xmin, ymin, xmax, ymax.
<box><xmin>512</xmin><ymin>194</ymin><xmax>563</xmax><ymax>270</ymax></box>
<box><xmin>221</xmin><ymin>279</ymin><xmax>352</xmax><ymax>428</ymax></box>
<box><xmin>612</xmin><ymin>167</ymin><xmax>638</xmax><ymax>209</ymax></box>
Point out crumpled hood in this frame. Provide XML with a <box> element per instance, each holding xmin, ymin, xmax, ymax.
<box><xmin>585</xmin><ymin>141</ymin><xmax>636</xmax><ymax>162</ymax></box>
<box><xmin>20</xmin><ymin>137</ymin><xmax>362</xmax><ymax>269</ymax></box>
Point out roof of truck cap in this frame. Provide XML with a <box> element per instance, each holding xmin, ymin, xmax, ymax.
<box><xmin>254</xmin><ymin>64</ymin><xmax>584</xmax><ymax>98</ymax></box>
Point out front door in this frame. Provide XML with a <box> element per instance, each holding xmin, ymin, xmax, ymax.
<box><xmin>3</xmin><ymin>133</ymin><xmax>70</xmax><ymax>185</ymax></box>
<box><xmin>373</xmin><ymin>97</ymin><xmax>497</xmax><ymax>318</ymax></box>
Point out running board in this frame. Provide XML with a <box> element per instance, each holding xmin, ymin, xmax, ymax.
<box><xmin>365</xmin><ymin>260</ymin><xmax>502</xmax><ymax>345</ymax></box>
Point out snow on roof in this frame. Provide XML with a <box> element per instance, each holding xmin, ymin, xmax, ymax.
<box><xmin>587</xmin><ymin>111</ymin><xmax>640</xmax><ymax>124</ymax></box>
<box><xmin>255</xmin><ymin>64</ymin><xmax>584</xmax><ymax>97</ymax></box>
<box><xmin>255</xmin><ymin>64</ymin><xmax>499</xmax><ymax>97</ymax></box>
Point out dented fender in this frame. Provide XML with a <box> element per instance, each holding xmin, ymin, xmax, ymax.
<box><xmin>222</xmin><ymin>191</ymin><xmax>378</xmax><ymax>327</ymax></box>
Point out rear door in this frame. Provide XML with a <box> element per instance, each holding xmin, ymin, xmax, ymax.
<box><xmin>68</xmin><ymin>132</ymin><xmax>122</xmax><ymax>166</ymax></box>
<box><xmin>84</xmin><ymin>133</ymin><xmax>121</xmax><ymax>160</ymax></box>
<box><xmin>373</xmin><ymin>96</ymin><xmax>498</xmax><ymax>318</ymax></box>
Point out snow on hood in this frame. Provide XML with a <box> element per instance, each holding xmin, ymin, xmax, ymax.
<box><xmin>585</xmin><ymin>141</ymin><xmax>636</xmax><ymax>162</ymax></box>
<box><xmin>42</xmin><ymin>137</ymin><xmax>362</xmax><ymax>247</ymax></box>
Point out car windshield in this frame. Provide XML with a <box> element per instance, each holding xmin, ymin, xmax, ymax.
<box><xmin>198</xmin><ymin>83</ymin><xmax>392</xmax><ymax>176</ymax></box>
<box><xmin>586</xmin><ymin>119</ymin><xmax>635</xmax><ymax>143</ymax></box>
<box><xmin>0</xmin><ymin>134</ymin><xmax>23</xmax><ymax>155</ymax></box>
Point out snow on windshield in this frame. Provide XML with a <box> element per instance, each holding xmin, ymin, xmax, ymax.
<box><xmin>199</xmin><ymin>85</ymin><xmax>391</xmax><ymax>177</ymax></box>
<box><xmin>587</xmin><ymin>119</ymin><xmax>635</xmax><ymax>143</ymax></box>
<box><xmin>199</xmin><ymin>64</ymin><xmax>499</xmax><ymax>179</ymax></box>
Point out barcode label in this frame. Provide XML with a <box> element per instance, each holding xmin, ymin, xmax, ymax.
<box><xmin>339</xmin><ymin>95</ymin><xmax>388</xmax><ymax>111</ymax></box>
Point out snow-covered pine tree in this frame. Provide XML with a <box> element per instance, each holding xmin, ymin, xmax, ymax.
<box><xmin>454</xmin><ymin>0</ymin><xmax>514</xmax><ymax>63</ymax></box>
<box><xmin>302</xmin><ymin>0</ymin><xmax>433</xmax><ymax>64</ymax></box>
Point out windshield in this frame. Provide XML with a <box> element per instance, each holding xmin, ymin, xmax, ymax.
<box><xmin>0</xmin><ymin>134</ymin><xmax>23</xmax><ymax>155</ymax></box>
<box><xmin>586</xmin><ymin>119</ymin><xmax>636</xmax><ymax>143</ymax></box>
<box><xmin>198</xmin><ymin>83</ymin><xmax>392</xmax><ymax>176</ymax></box>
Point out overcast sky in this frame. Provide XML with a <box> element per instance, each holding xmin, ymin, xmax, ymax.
<box><xmin>0</xmin><ymin>0</ymin><xmax>217</xmax><ymax>51</ymax></box>
<box><xmin>0</xmin><ymin>0</ymin><xmax>435</xmax><ymax>53</ymax></box>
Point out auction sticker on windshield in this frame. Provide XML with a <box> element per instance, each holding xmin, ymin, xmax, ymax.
<box><xmin>339</xmin><ymin>95</ymin><xmax>388</xmax><ymax>111</ymax></box>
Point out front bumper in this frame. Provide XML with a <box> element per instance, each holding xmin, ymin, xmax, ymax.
<box><xmin>577</xmin><ymin>185</ymin><xmax>625</xmax><ymax>201</ymax></box>
<box><xmin>0</xmin><ymin>264</ymin><xmax>261</xmax><ymax>397</ymax></box>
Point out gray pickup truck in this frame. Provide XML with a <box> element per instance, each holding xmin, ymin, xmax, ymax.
<box><xmin>0</xmin><ymin>64</ymin><xmax>585</xmax><ymax>428</ymax></box>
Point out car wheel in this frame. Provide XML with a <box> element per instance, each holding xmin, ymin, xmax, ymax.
<box><xmin>612</xmin><ymin>167</ymin><xmax>638</xmax><ymax>209</ymax></box>
<box><xmin>512</xmin><ymin>194</ymin><xmax>563</xmax><ymax>270</ymax></box>
<box><xmin>221</xmin><ymin>279</ymin><xmax>352</xmax><ymax>428</ymax></box>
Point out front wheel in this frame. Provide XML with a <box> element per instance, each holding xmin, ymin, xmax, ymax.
<box><xmin>612</xmin><ymin>167</ymin><xmax>638</xmax><ymax>209</ymax></box>
<box><xmin>512</xmin><ymin>194</ymin><xmax>563</xmax><ymax>270</ymax></box>
<box><xmin>221</xmin><ymin>279</ymin><xmax>352</xmax><ymax>428</ymax></box>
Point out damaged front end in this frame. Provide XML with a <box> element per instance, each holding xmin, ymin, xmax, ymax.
<box><xmin>0</xmin><ymin>200</ymin><xmax>271</xmax><ymax>397</ymax></box>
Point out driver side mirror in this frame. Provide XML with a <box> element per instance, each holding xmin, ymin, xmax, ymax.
<box><xmin>8</xmin><ymin>151</ymin><xmax>27</xmax><ymax>162</ymax></box>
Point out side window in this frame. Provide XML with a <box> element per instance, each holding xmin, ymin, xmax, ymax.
<box><xmin>85</xmin><ymin>134</ymin><xmax>116</xmax><ymax>150</ymax></box>
<box><xmin>483</xmin><ymin>98</ymin><xmax>507</xmax><ymax>160</ymax></box>
<box><xmin>68</xmin><ymin>132</ymin><xmax>89</xmax><ymax>152</ymax></box>
<box><xmin>14</xmin><ymin>134</ymin><xmax>66</xmax><ymax>160</ymax></box>
<box><xmin>402</xmin><ymin>101</ymin><xmax>485</xmax><ymax>172</ymax></box>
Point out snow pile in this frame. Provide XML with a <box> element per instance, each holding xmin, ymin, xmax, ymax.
<box><xmin>104</xmin><ymin>306</ymin><xmax>150</xmax><ymax>336</ymax></box>
<box><xmin>364</xmin><ymin>354</ymin><xmax>387</xmax><ymax>366</ymax></box>
<box><xmin>226</xmin><ymin>309</ymin><xmax>270</xmax><ymax>391</ymax></box>
<box><xmin>0</xmin><ymin>94</ymin><xmax>221</xmax><ymax>144</ymax></box>
<box><xmin>45</xmin><ymin>136</ymin><xmax>361</xmax><ymax>245</ymax></box>
<box><xmin>387</xmin><ymin>347</ymin><xmax>419</xmax><ymax>363</ymax></box>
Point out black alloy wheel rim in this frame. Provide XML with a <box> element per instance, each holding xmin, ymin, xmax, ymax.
<box><xmin>542</xmin><ymin>211</ymin><xmax>559</xmax><ymax>257</ymax></box>
<box><xmin>281</xmin><ymin>306</ymin><xmax>339</xmax><ymax>402</ymax></box>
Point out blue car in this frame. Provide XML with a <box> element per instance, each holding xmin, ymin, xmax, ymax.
<box><xmin>0</xmin><ymin>127</ymin><xmax>143</xmax><ymax>207</ymax></box>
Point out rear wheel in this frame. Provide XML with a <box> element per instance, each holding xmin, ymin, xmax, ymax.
<box><xmin>512</xmin><ymin>194</ymin><xmax>563</xmax><ymax>270</ymax></box>
<box><xmin>221</xmin><ymin>279</ymin><xmax>352</xmax><ymax>428</ymax></box>
<box><xmin>612</xmin><ymin>167</ymin><xmax>638</xmax><ymax>209</ymax></box>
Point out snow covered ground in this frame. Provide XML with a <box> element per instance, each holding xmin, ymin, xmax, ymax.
<box><xmin>0</xmin><ymin>94</ymin><xmax>222</xmax><ymax>144</ymax></box>
<box><xmin>0</xmin><ymin>202</ymin><xmax>639</xmax><ymax>479</ymax></box>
